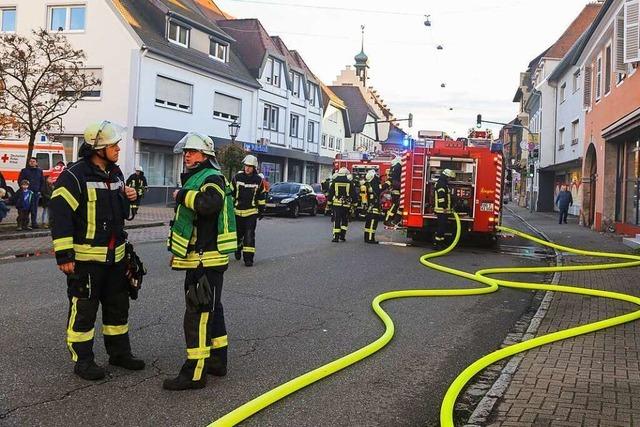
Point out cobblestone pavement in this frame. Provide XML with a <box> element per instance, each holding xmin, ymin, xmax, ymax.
<box><xmin>486</xmin><ymin>206</ymin><xmax>640</xmax><ymax>426</ymax></box>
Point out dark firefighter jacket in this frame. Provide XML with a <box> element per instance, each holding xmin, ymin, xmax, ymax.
<box><xmin>232</xmin><ymin>171</ymin><xmax>266</xmax><ymax>217</ymax></box>
<box><xmin>366</xmin><ymin>176</ymin><xmax>381</xmax><ymax>212</ymax></box>
<box><xmin>434</xmin><ymin>176</ymin><xmax>452</xmax><ymax>214</ymax></box>
<box><xmin>170</xmin><ymin>162</ymin><xmax>231</xmax><ymax>271</ymax></box>
<box><xmin>328</xmin><ymin>175</ymin><xmax>357</xmax><ymax>208</ymax></box>
<box><xmin>50</xmin><ymin>159</ymin><xmax>132</xmax><ymax>265</ymax></box>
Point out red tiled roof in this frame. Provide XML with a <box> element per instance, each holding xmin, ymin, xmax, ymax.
<box><xmin>545</xmin><ymin>3</ymin><xmax>602</xmax><ymax>59</ymax></box>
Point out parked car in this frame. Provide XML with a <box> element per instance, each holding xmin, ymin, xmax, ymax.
<box><xmin>265</xmin><ymin>182</ymin><xmax>318</xmax><ymax>218</ymax></box>
<box><xmin>311</xmin><ymin>183</ymin><xmax>327</xmax><ymax>213</ymax></box>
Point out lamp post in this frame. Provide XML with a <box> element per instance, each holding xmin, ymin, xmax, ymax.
<box><xmin>228</xmin><ymin>120</ymin><xmax>240</xmax><ymax>144</ymax></box>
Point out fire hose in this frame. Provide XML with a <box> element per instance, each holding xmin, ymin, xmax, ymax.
<box><xmin>209</xmin><ymin>213</ymin><xmax>640</xmax><ymax>426</ymax></box>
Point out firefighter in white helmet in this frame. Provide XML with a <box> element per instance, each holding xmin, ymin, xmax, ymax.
<box><xmin>232</xmin><ymin>154</ymin><xmax>266</xmax><ymax>266</ymax></box>
<box><xmin>50</xmin><ymin>120</ymin><xmax>145</xmax><ymax>381</ymax></box>
<box><xmin>433</xmin><ymin>168</ymin><xmax>456</xmax><ymax>249</ymax></box>
<box><xmin>327</xmin><ymin>167</ymin><xmax>357</xmax><ymax>242</ymax></box>
<box><xmin>126</xmin><ymin>165</ymin><xmax>148</xmax><ymax>216</ymax></box>
<box><xmin>165</xmin><ymin>132</ymin><xmax>237</xmax><ymax>390</ymax></box>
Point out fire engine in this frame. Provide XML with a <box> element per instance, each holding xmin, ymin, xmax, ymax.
<box><xmin>0</xmin><ymin>134</ymin><xmax>67</xmax><ymax>199</ymax></box>
<box><xmin>400</xmin><ymin>130</ymin><xmax>504</xmax><ymax>242</ymax></box>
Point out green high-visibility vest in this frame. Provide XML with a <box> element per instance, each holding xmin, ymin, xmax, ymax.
<box><xmin>168</xmin><ymin>168</ymin><xmax>237</xmax><ymax>257</ymax></box>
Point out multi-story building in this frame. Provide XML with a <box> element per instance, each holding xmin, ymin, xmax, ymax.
<box><xmin>329</xmin><ymin>85</ymin><xmax>379</xmax><ymax>154</ymax></box>
<box><xmin>319</xmin><ymin>83</ymin><xmax>351</xmax><ymax>180</ymax></box>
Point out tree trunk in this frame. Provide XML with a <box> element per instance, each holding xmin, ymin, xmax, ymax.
<box><xmin>25</xmin><ymin>132</ymin><xmax>37</xmax><ymax>168</ymax></box>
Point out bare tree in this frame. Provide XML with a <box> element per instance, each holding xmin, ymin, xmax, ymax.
<box><xmin>0</xmin><ymin>29</ymin><xmax>100</xmax><ymax>166</ymax></box>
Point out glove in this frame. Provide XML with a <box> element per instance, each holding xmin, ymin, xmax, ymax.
<box><xmin>67</xmin><ymin>271</ymin><xmax>91</xmax><ymax>299</ymax></box>
<box><xmin>124</xmin><ymin>243</ymin><xmax>147</xmax><ymax>300</ymax></box>
<box><xmin>186</xmin><ymin>271</ymin><xmax>213</xmax><ymax>312</ymax></box>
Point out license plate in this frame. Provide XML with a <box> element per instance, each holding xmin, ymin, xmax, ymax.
<box><xmin>265</xmin><ymin>203</ymin><xmax>276</xmax><ymax>208</ymax></box>
<box><xmin>480</xmin><ymin>202</ymin><xmax>493</xmax><ymax>212</ymax></box>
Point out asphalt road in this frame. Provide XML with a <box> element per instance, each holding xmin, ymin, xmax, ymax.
<box><xmin>0</xmin><ymin>210</ymin><xmax>549</xmax><ymax>426</ymax></box>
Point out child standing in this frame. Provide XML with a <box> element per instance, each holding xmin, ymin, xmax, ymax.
<box><xmin>14</xmin><ymin>179</ymin><xmax>34</xmax><ymax>231</ymax></box>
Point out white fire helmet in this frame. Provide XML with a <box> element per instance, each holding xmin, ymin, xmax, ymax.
<box><xmin>391</xmin><ymin>156</ymin><xmax>402</xmax><ymax>166</ymax></box>
<box><xmin>173</xmin><ymin>132</ymin><xmax>216</xmax><ymax>156</ymax></box>
<box><xmin>135</xmin><ymin>165</ymin><xmax>143</xmax><ymax>172</ymax></box>
<box><xmin>338</xmin><ymin>167</ymin><xmax>349</xmax><ymax>175</ymax></box>
<box><xmin>83</xmin><ymin>121</ymin><xmax>125</xmax><ymax>150</ymax></box>
<box><xmin>366</xmin><ymin>169</ymin><xmax>376</xmax><ymax>182</ymax></box>
<box><xmin>242</xmin><ymin>155</ymin><xmax>259</xmax><ymax>168</ymax></box>
<box><xmin>442</xmin><ymin>169</ymin><xmax>456</xmax><ymax>179</ymax></box>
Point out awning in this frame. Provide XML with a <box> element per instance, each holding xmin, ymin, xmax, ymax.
<box><xmin>538</xmin><ymin>158</ymin><xmax>582</xmax><ymax>172</ymax></box>
<box><xmin>602</xmin><ymin>107</ymin><xmax>640</xmax><ymax>142</ymax></box>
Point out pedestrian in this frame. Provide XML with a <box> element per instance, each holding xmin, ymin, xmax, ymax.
<box><xmin>0</xmin><ymin>187</ymin><xmax>10</xmax><ymax>223</ymax></box>
<box><xmin>126</xmin><ymin>165</ymin><xmax>148</xmax><ymax>217</ymax></box>
<box><xmin>166</xmin><ymin>132</ymin><xmax>237</xmax><ymax>390</ymax></box>
<box><xmin>13</xmin><ymin>179</ymin><xmax>34</xmax><ymax>231</ymax></box>
<box><xmin>433</xmin><ymin>169</ymin><xmax>456</xmax><ymax>249</ymax></box>
<box><xmin>328</xmin><ymin>167</ymin><xmax>357</xmax><ymax>242</ymax></box>
<box><xmin>0</xmin><ymin>170</ymin><xmax>7</xmax><ymax>192</ymax></box>
<box><xmin>18</xmin><ymin>157</ymin><xmax>44</xmax><ymax>228</ymax></box>
<box><xmin>555</xmin><ymin>184</ymin><xmax>573</xmax><ymax>224</ymax></box>
<box><xmin>233</xmin><ymin>155</ymin><xmax>266</xmax><ymax>267</ymax></box>
<box><xmin>50</xmin><ymin>120</ymin><xmax>145</xmax><ymax>381</ymax></box>
<box><xmin>40</xmin><ymin>176</ymin><xmax>54</xmax><ymax>228</ymax></box>
<box><xmin>363</xmin><ymin>169</ymin><xmax>382</xmax><ymax>244</ymax></box>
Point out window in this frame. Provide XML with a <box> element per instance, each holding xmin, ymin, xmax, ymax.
<box><xmin>36</xmin><ymin>153</ymin><xmax>50</xmax><ymax>170</ymax></box>
<box><xmin>328</xmin><ymin>136</ymin><xmax>335</xmax><ymax>149</ymax></box>
<box><xmin>290</xmin><ymin>71</ymin><xmax>302</xmax><ymax>98</ymax></box>
<box><xmin>263</xmin><ymin>104</ymin><xmax>279</xmax><ymax>131</ymax></box>
<box><xmin>264</xmin><ymin>57</ymin><xmax>282</xmax><ymax>87</ymax></box>
<box><xmin>336</xmin><ymin>138</ymin><xmax>342</xmax><ymax>151</ymax></box>
<box><xmin>307</xmin><ymin>121</ymin><xmax>316</xmax><ymax>142</ymax></box>
<box><xmin>595</xmin><ymin>56</ymin><xmax>602</xmax><ymax>100</ymax></box>
<box><xmin>0</xmin><ymin>8</ymin><xmax>16</xmax><ymax>32</ymax></box>
<box><xmin>209</xmin><ymin>39</ymin><xmax>228</xmax><ymax>62</ymax></box>
<box><xmin>321</xmin><ymin>133</ymin><xmax>327</xmax><ymax>148</ymax></box>
<box><xmin>49</xmin><ymin>5</ymin><xmax>85</xmax><ymax>32</ymax></box>
<box><xmin>571</xmin><ymin>120</ymin><xmax>579</xmax><ymax>145</ymax></box>
<box><xmin>572</xmin><ymin>69</ymin><xmax>580</xmax><ymax>92</ymax></box>
<box><xmin>168</xmin><ymin>21</ymin><xmax>189</xmax><ymax>47</ymax></box>
<box><xmin>52</xmin><ymin>153</ymin><xmax>64</xmax><ymax>166</ymax></box>
<box><xmin>155</xmin><ymin>76</ymin><xmax>192</xmax><ymax>112</ymax></box>
<box><xmin>308</xmin><ymin>82</ymin><xmax>318</xmax><ymax>106</ymax></box>
<box><xmin>558</xmin><ymin>128</ymin><xmax>565</xmax><ymax>151</ymax></box>
<box><xmin>59</xmin><ymin>68</ymin><xmax>102</xmax><ymax>99</ymax></box>
<box><xmin>604</xmin><ymin>45</ymin><xmax>612</xmax><ymax>94</ymax></box>
<box><xmin>290</xmin><ymin>114</ymin><xmax>299</xmax><ymax>137</ymax></box>
<box><xmin>213</xmin><ymin>92</ymin><xmax>241</xmax><ymax>121</ymax></box>
<box><xmin>560</xmin><ymin>82</ymin><xmax>566</xmax><ymax>102</ymax></box>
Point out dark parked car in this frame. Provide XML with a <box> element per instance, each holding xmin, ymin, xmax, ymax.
<box><xmin>265</xmin><ymin>182</ymin><xmax>318</xmax><ymax>218</ymax></box>
<box><xmin>311</xmin><ymin>183</ymin><xmax>327</xmax><ymax>213</ymax></box>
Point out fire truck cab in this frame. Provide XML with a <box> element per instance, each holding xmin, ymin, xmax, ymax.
<box><xmin>401</xmin><ymin>135</ymin><xmax>504</xmax><ymax>242</ymax></box>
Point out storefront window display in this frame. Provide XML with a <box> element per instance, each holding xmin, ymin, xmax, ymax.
<box><xmin>625</xmin><ymin>139</ymin><xmax>640</xmax><ymax>226</ymax></box>
<box><xmin>138</xmin><ymin>143</ymin><xmax>180</xmax><ymax>187</ymax></box>
<box><xmin>261</xmin><ymin>161</ymin><xmax>282</xmax><ymax>185</ymax></box>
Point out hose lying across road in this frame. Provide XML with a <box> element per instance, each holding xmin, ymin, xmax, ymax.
<box><xmin>209</xmin><ymin>213</ymin><xmax>640</xmax><ymax>426</ymax></box>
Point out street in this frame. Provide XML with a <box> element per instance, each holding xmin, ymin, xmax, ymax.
<box><xmin>0</xmin><ymin>210</ymin><xmax>548</xmax><ymax>426</ymax></box>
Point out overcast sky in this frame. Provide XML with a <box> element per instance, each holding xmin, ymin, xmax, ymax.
<box><xmin>217</xmin><ymin>0</ymin><xmax>595</xmax><ymax>138</ymax></box>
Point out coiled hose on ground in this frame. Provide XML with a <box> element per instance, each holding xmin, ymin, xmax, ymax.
<box><xmin>209</xmin><ymin>213</ymin><xmax>640</xmax><ymax>426</ymax></box>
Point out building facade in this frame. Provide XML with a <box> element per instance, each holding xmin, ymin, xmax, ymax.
<box><xmin>319</xmin><ymin>83</ymin><xmax>351</xmax><ymax>180</ymax></box>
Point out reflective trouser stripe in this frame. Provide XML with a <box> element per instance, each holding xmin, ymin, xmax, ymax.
<box><xmin>212</xmin><ymin>335</ymin><xmax>228</xmax><ymax>349</ymax></box>
<box><xmin>243</xmin><ymin>246</ymin><xmax>256</xmax><ymax>253</ymax></box>
<box><xmin>333</xmin><ymin>228</ymin><xmax>340</xmax><ymax>234</ymax></box>
<box><xmin>67</xmin><ymin>297</ymin><xmax>94</xmax><ymax>362</ymax></box>
<box><xmin>103</xmin><ymin>324</ymin><xmax>129</xmax><ymax>335</ymax></box>
<box><xmin>235</xmin><ymin>208</ymin><xmax>259</xmax><ymax>217</ymax></box>
<box><xmin>341</xmin><ymin>226</ymin><xmax>348</xmax><ymax>231</ymax></box>
<box><xmin>435</xmin><ymin>236</ymin><xmax>445</xmax><ymax>241</ymax></box>
<box><xmin>189</xmin><ymin>312</ymin><xmax>210</xmax><ymax>381</ymax></box>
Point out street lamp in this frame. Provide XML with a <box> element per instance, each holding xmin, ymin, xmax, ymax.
<box><xmin>228</xmin><ymin>120</ymin><xmax>240</xmax><ymax>143</ymax></box>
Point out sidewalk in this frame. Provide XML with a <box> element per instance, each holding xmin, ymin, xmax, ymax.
<box><xmin>484</xmin><ymin>206</ymin><xmax>640</xmax><ymax>426</ymax></box>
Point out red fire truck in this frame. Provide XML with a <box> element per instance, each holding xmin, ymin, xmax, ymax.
<box><xmin>400</xmin><ymin>134</ymin><xmax>504</xmax><ymax>242</ymax></box>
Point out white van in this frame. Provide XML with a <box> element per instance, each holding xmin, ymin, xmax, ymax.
<box><xmin>0</xmin><ymin>134</ymin><xmax>67</xmax><ymax>199</ymax></box>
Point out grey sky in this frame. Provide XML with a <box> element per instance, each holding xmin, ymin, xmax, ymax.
<box><xmin>217</xmin><ymin>0</ymin><xmax>594</xmax><ymax>137</ymax></box>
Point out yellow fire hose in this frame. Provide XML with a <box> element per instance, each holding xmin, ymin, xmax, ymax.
<box><xmin>209</xmin><ymin>213</ymin><xmax>640</xmax><ymax>427</ymax></box>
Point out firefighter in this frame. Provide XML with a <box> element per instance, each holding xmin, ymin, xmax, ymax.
<box><xmin>232</xmin><ymin>155</ymin><xmax>266</xmax><ymax>267</ymax></box>
<box><xmin>125</xmin><ymin>166</ymin><xmax>148</xmax><ymax>217</ymax></box>
<box><xmin>433</xmin><ymin>168</ymin><xmax>456</xmax><ymax>249</ymax></box>
<box><xmin>363</xmin><ymin>169</ymin><xmax>382</xmax><ymax>244</ymax></box>
<box><xmin>384</xmin><ymin>157</ymin><xmax>402</xmax><ymax>226</ymax></box>
<box><xmin>328</xmin><ymin>167</ymin><xmax>357</xmax><ymax>242</ymax></box>
<box><xmin>50</xmin><ymin>120</ymin><xmax>145</xmax><ymax>381</ymax></box>
<box><xmin>165</xmin><ymin>132</ymin><xmax>237</xmax><ymax>390</ymax></box>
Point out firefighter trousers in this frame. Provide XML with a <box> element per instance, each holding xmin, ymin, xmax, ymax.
<box><xmin>434</xmin><ymin>213</ymin><xmax>449</xmax><ymax>247</ymax></box>
<box><xmin>181</xmin><ymin>268</ymin><xmax>227</xmax><ymax>381</ymax></box>
<box><xmin>364</xmin><ymin>212</ymin><xmax>380</xmax><ymax>242</ymax></box>
<box><xmin>235</xmin><ymin>215</ymin><xmax>258</xmax><ymax>263</ymax></box>
<box><xmin>332</xmin><ymin>206</ymin><xmax>349</xmax><ymax>239</ymax></box>
<box><xmin>385</xmin><ymin>192</ymin><xmax>401</xmax><ymax>223</ymax></box>
<box><xmin>65</xmin><ymin>262</ymin><xmax>132</xmax><ymax>363</ymax></box>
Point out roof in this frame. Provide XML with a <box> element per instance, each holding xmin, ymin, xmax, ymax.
<box><xmin>544</xmin><ymin>2</ymin><xmax>602</xmax><ymax>59</ymax></box>
<box><xmin>329</xmin><ymin>85</ymin><xmax>379</xmax><ymax>134</ymax></box>
<box><xmin>191</xmin><ymin>0</ymin><xmax>234</xmax><ymax>20</ymax></box>
<box><xmin>321</xmin><ymin>83</ymin><xmax>346</xmax><ymax>110</ymax></box>
<box><xmin>113</xmin><ymin>0</ymin><xmax>259</xmax><ymax>88</ymax></box>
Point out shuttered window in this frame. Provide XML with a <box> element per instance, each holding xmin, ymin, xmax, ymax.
<box><xmin>624</xmin><ymin>0</ymin><xmax>640</xmax><ymax>63</ymax></box>
<box><xmin>155</xmin><ymin>76</ymin><xmax>192</xmax><ymax>112</ymax></box>
<box><xmin>59</xmin><ymin>68</ymin><xmax>102</xmax><ymax>99</ymax></box>
<box><xmin>595</xmin><ymin>56</ymin><xmax>602</xmax><ymax>100</ymax></box>
<box><xmin>583</xmin><ymin>65</ymin><xmax>592</xmax><ymax>108</ymax></box>
<box><xmin>213</xmin><ymin>93</ymin><xmax>241</xmax><ymax>121</ymax></box>
<box><xmin>605</xmin><ymin>45</ymin><xmax>612</xmax><ymax>94</ymax></box>
<box><xmin>616</xmin><ymin>11</ymin><xmax>627</xmax><ymax>75</ymax></box>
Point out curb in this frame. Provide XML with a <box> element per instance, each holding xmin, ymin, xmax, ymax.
<box><xmin>0</xmin><ymin>221</ymin><xmax>167</xmax><ymax>241</ymax></box>
<box><xmin>464</xmin><ymin>206</ymin><xmax>563</xmax><ymax>426</ymax></box>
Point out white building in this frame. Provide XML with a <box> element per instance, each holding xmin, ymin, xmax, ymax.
<box><xmin>319</xmin><ymin>84</ymin><xmax>351</xmax><ymax>180</ymax></box>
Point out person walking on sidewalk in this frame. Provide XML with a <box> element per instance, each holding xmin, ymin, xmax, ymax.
<box><xmin>166</xmin><ymin>132</ymin><xmax>237</xmax><ymax>390</ymax></box>
<box><xmin>18</xmin><ymin>157</ymin><xmax>44</xmax><ymax>229</ymax></box>
<box><xmin>555</xmin><ymin>185</ymin><xmax>573</xmax><ymax>224</ymax></box>
<box><xmin>13</xmin><ymin>179</ymin><xmax>34</xmax><ymax>231</ymax></box>
<box><xmin>232</xmin><ymin>155</ymin><xmax>266</xmax><ymax>267</ymax></box>
<box><xmin>50</xmin><ymin>120</ymin><xmax>145</xmax><ymax>381</ymax></box>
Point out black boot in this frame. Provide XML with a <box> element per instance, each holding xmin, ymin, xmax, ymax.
<box><xmin>244</xmin><ymin>260</ymin><xmax>253</xmax><ymax>267</ymax></box>
<box><xmin>339</xmin><ymin>235</ymin><xmax>346</xmax><ymax>242</ymax></box>
<box><xmin>234</xmin><ymin>250</ymin><xmax>242</xmax><ymax>261</ymax></box>
<box><xmin>331</xmin><ymin>236</ymin><xmax>340</xmax><ymax>243</ymax></box>
<box><xmin>207</xmin><ymin>359</ymin><xmax>227</xmax><ymax>377</ymax></box>
<box><xmin>109</xmin><ymin>354</ymin><xmax>145</xmax><ymax>370</ymax></box>
<box><xmin>162</xmin><ymin>364</ymin><xmax>207</xmax><ymax>391</ymax></box>
<box><xmin>74</xmin><ymin>360</ymin><xmax>106</xmax><ymax>381</ymax></box>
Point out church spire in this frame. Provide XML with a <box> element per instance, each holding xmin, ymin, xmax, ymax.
<box><xmin>354</xmin><ymin>25</ymin><xmax>369</xmax><ymax>85</ymax></box>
